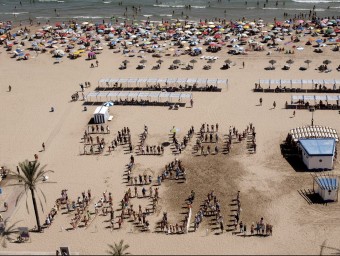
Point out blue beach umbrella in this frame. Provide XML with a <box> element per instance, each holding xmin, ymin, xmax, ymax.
<box><xmin>103</xmin><ymin>101</ymin><xmax>114</xmax><ymax>107</ymax></box>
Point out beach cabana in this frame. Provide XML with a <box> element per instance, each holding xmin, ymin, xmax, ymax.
<box><xmin>299</xmin><ymin>138</ymin><xmax>336</xmax><ymax>170</ymax></box>
<box><xmin>93</xmin><ymin>106</ymin><xmax>109</xmax><ymax>124</ymax></box>
<box><xmin>313</xmin><ymin>175</ymin><xmax>339</xmax><ymax>202</ymax></box>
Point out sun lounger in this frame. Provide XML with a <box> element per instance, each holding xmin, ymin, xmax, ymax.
<box><xmin>108</xmin><ymin>115</ymin><xmax>113</xmax><ymax>121</ymax></box>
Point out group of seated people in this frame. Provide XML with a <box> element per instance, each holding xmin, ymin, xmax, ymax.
<box><xmin>317</xmin><ymin>65</ymin><xmax>331</xmax><ymax>72</ymax></box>
<box><xmin>99</xmin><ymin>83</ymin><xmax>220</xmax><ymax>92</ymax></box>
<box><xmin>169</xmin><ymin>64</ymin><xmax>179</xmax><ymax>70</ymax></box>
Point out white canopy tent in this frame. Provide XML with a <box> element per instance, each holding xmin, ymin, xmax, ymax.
<box><xmin>259</xmin><ymin>79</ymin><xmax>340</xmax><ymax>89</ymax></box>
<box><xmin>97</xmin><ymin>78</ymin><xmax>228</xmax><ymax>89</ymax></box>
<box><xmin>291</xmin><ymin>95</ymin><xmax>340</xmax><ymax>103</ymax></box>
<box><xmin>86</xmin><ymin>91</ymin><xmax>192</xmax><ymax>103</ymax></box>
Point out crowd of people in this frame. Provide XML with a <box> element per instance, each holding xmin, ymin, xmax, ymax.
<box><xmin>171</xmin><ymin>126</ymin><xmax>195</xmax><ymax>154</ymax></box>
<box><xmin>136</xmin><ymin>125</ymin><xmax>164</xmax><ymax>155</ymax></box>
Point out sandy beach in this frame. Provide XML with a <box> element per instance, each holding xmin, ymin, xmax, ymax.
<box><xmin>0</xmin><ymin>18</ymin><xmax>340</xmax><ymax>255</ymax></box>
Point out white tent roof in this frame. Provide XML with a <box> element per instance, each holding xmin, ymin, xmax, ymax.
<box><xmin>148</xmin><ymin>92</ymin><xmax>161</xmax><ymax>98</ymax></box>
<box><xmin>127</xmin><ymin>91</ymin><xmax>140</xmax><ymax>97</ymax></box>
<box><xmin>326</xmin><ymin>95</ymin><xmax>340</xmax><ymax>101</ymax></box>
<box><xmin>291</xmin><ymin>95</ymin><xmax>304</xmax><ymax>101</ymax></box>
<box><xmin>87</xmin><ymin>91</ymin><xmax>99</xmax><ymax>97</ymax></box>
<box><xmin>291</xmin><ymin>79</ymin><xmax>302</xmax><ymax>84</ymax></box>
<box><xmin>159</xmin><ymin>92</ymin><xmax>171</xmax><ymax>98</ymax></box>
<box><xmin>127</xmin><ymin>78</ymin><xmax>138</xmax><ymax>83</ymax></box>
<box><xmin>187</xmin><ymin>78</ymin><xmax>197</xmax><ymax>83</ymax></box>
<box><xmin>324</xmin><ymin>79</ymin><xmax>336</xmax><ymax>85</ymax></box>
<box><xmin>292</xmin><ymin>95</ymin><xmax>340</xmax><ymax>101</ymax></box>
<box><xmin>108</xmin><ymin>91</ymin><xmax>120</xmax><ymax>97</ymax></box>
<box><xmin>137</xmin><ymin>92</ymin><xmax>151</xmax><ymax>97</ymax></box>
<box><xmin>176</xmin><ymin>78</ymin><xmax>187</xmax><ymax>83</ymax></box>
<box><xmin>281</xmin><ymin>79</ymin><xmax>291</xmax><ymax>84</ymax></box>
<box><xmin>196</xmin><ymin>78</ymin><xmax>206</xmax><ymax>84</ymax></box>
<box><xmin>147</xmin><ymin>78</ymin><xmax>158</xmax><ymax>83</ymax></box>
<box><xmin>98</xmin><ymin>78</ymin><xmax>225</xmax><ymax>87</ymax></box>
<box><xmin>312</xmin><ymin>79</ymin><xmax>323</xmax><ymax>84</ymax></box>
<box><xmin>315</xmin><ymin>95</ymin><xmax>327</xmax><ymax>101</ymax></box>
<box><xmin>137</xmin><ymin>78</ymin><xmax>148</xmax><ymax>83</ymax></box>
<box><xmin>180</xmin><ymin>93</ymin><xmax>192</xmax><ymax>99</ymax></box>
<box><xmin>169</xmin><ymin>92</ymin><xmax>181</xmax><ymax>98</ymax></box>
<box><xmin>217</xmin><ymin>79</ymin><xmax>227</xmax><ymax>84</ymax></box>
<box><xmin>259</xmin><ymin>79</ymin><xmax>270</xmax><ymax>84</ymax></box>
<box><xmin>259</xmin><ymin>79</ymin><xmax>338</xmax><ymax>86</ymax></box>
<box><xmin>166</xmin><ymin>78</ymin><xmax>177</xmax><ymax>83</ymax></box>
<box><xmin>157</xmin><ymin>78</ymin><xmax>167</xmax><ymax>83</ymax></box>
<box><xmin>99</xmin><ymin>78</ymin><xmax>110</xmax><ymax>83</ymax></box>
<box><xmin>117</xmin><ymin>91</ymin><xmax>130</xmax><ymax>97</ymax></box>
<box><xmin>303</xmin><ymin>95</ymin><xmax>315</xmax><ymax>101</ymax></box>
<box><xmin>271</xmin><ymin>79</ymin><xmax>281</xmax><ymax>84</ymax></box>
<box><xmin>109</xmin><ymin>78</ymin><xmax>120</xmax><ymax>83</ymax></box>
<box><xmin>302</xmin><ymin>79</ymin><xmax>314</xmax><ymax>84</ymax></box>
<box><xmin>86</xmin><ymin>91</ymin><xmax>192</xmax><ymax>102</ymax></box>
<box><xmin>118</xmin><ymin>78</ymin><xmax>129</xmax><ymax>83</ymax></box>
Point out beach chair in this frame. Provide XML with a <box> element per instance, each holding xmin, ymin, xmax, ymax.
<box><xmin>108</xmin><ymin>116</ymin><xmax>113</xmax><ymax>121</ymax></box>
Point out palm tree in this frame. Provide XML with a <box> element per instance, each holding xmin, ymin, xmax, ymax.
<box><xmin>304</xmin><ymin>59</ymin><xmax>312</xmax><ymax>68</ymax></box>
<box><xmin>9</xmin><ymin>160</ymin><xmax>53</xmax><ymax>232</ymax></box>
<box><xmin>0</xmin><ymin>218</ymin><xmax>20</xmax><ymax>248</ymax></box>
<box><xmin>106</xmin><ymin>240</ymin><xmax>131</xmax><ymax>256</ymax></box>
<box><xmin>269</xmin><ymin>59</ymin><xmax>276</xmax><ymax>67</ymax></box>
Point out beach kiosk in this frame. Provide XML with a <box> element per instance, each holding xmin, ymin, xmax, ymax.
<box><xmin>93</xmin><ymin>106</ymin><xmax>109</xmax><ymax>124</ymax></box>
<box><xmin>313</xmin><ymin>175</ymin><xmax>339</xmax><ymax>202</ymax></box>
<box><xmin>299</xmin><ymin>138</ymin><xmax>336</xmax><ymax>170</ymax></box>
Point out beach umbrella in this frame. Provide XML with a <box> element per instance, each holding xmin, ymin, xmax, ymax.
<box><xmin>122</xmin><ymin>60</ymin><xmax>129</xmax><ymax>64</ymax></box>
<box><xmin>269</xmin><ymin>59</ymin><xmax>276</xmax><ymax>67</ymax></box>
<box><xmin>156</xmin><ymin>59</ymin><xmax>163</xmax><ymax>65</ymax></box>
<box><xmin>190</xmin><ymin>59</ymin><xmax>197</xmax><ymax>66</ymax></box>
<box><xmin>140</xmin><ymin>59</ymin><xmax>147</xmax><ymax>64</ymax></box>
<box><xmin>173</xmin><ymin>59</ymin><xmax>181</xmax><ymax>64</ymax></box>
<box><xmin>323</xmin><ymin>60</ymin><xmax>331</xmax><ymax>65</ymax></box>
<box><xmin>304</xmin><ymin>59</ymin><xmax>312</xmax><ymax>68</ymax></box>
<box><xmin>286</xmin><ymin>59</ymin><xmax>294</xmax><ymax>65</ymax></box>
<box><xmin>103</xmin><ymin>101</ymin><xmax>114</xmax><ymax>107</ymax></box>
<box><xmin>225</xmin><ymin>59</ymin><xmax>232</xmax><ymax>64</ymax></box>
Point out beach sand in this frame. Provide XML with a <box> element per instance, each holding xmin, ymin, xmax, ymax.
<box><xmin>0</xmin><ymin>25</ymin><xmax>340</xmax><ymax>255</ymax></box>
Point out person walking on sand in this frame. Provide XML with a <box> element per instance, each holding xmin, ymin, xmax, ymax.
<box><xmin>4</xmin><ymin>202</ymin><xmax>8</xmax><ymax>212</ymax></box>
<box><xmin>8</xmin><ymin>85</ymin><xmax>11</xmax><ymax>92</ymax></box>
<box><xmin>96</xmin><ymin>60</ymin><xmax>99</xmax><ymax>67</ymax></box>
<box><xmin>259</xmin><ymin>97</ymin><xmax>262</xmax><ymax>106</ymax></box>
<box><xmin>242</xmin><ymin>61</ymin><xmax>245</xmax><ymax>69</ymax></box>
<box><xmin>42</xmin><ymin>142</ymin><xmax>45</xmax><ymax>151</ymax></box>
<box><xmin>273</xmin><ymin>101</ymin><xmax>276</xmax><ymax>109</ymax></box>
<box><xmin>293</xmin><ymin>110</ymin><xmax>295</xmax><ymax>117</ymax></box>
